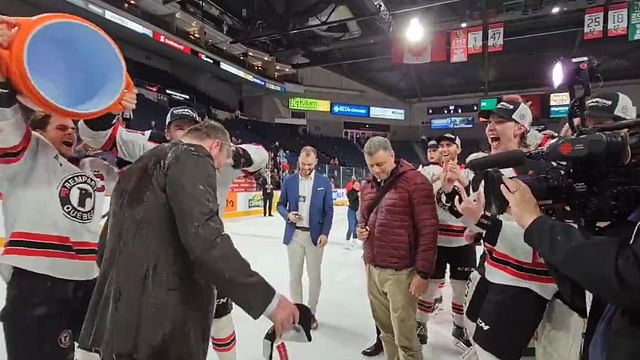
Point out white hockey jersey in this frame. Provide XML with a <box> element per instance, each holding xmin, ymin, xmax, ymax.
<box><xmin>78</xmin><ymin>121</ymin><xmax>268</xmax><ymax>210</ymax></box>
<box><xmin>420</xmin><ymin>164</ymin><xmax>473</xmax><ymax>247</ymax></box>
<box><xmin>475</xmin><ymin>167</ymin><xmax>558</xmax><ymax>300</ymax></box>
<box><xmin>0</xmin><ymin>105</ymin><xmax>115</xmax><ymax>281</ymax></box>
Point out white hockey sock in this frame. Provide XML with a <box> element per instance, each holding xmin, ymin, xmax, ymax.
<box><xmin>417</xmin><ymin>279</ymin><xmax>442</xmax><ymax>324</ymax></box>
<box><xmin>211</xmin><ymin>314</ymin><xmax>237</xmax><ymax>360</ymax></box>
<box><xmin>451</xmin><ymin>279</ymin><xmax>468</xmax><ymax>327</ymax></box>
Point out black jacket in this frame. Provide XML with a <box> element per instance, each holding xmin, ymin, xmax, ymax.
<box><xmin>347</xmin><ymin>189</ymin><xmax>359</xmax><ymax>211</ymax></box>
<box><xmin>524</xmin><ymin>216</ymin><xmax>640</xmax><ymax>360</ymax></box>
<box><xmin>79</xmin><ymin>142</ymin><xmax>276</xmax><ymax>360</ymax></box>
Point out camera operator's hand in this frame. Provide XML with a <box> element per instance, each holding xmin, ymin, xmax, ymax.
<box><xmin>454</xmin><ymin>185</ymin><xmax>484</xmax><ymax>225</ymax></box>
<box><xmin>500</xmin><ymin>178</ymin><xmax>543</xmax><ymax>229</ymax></box>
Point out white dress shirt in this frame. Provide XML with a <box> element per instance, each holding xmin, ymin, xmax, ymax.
<box><xmin>298</xmin><ymin>171</ymin><xmax>315</xmax><ymax>228</ymax></box>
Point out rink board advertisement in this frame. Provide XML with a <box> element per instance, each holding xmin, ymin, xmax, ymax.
<box><xmin>0</xmin><ymin>188</ymin><xmax>350</xmax><ymax>245</ymax></box>
<box><xmin>332</xmin><ymin>189</ymin><xmax>349</xmax><ymax>206</ymax></box>
<box><xmin>223</xmin><ymin>191</ymin><xmax>281</xmax><ymax>219</ymax></box>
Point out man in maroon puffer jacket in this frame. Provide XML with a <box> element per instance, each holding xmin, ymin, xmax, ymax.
<box><xmin>357</xmin><ymin>136</ymin><xmax>438</xmax><ymax>360</ymax></box>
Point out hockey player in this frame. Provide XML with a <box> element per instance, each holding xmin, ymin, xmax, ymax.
<box><xmin>426</xmin><ymin>140</ymin><xmax>441</xmax><ymax>165</ymax></box>
<box><xmin>442</xmin><ymin>100</ymin><xmax>559</xmax><ymax>360</ymax></box>
<box><xmin>78</xmin><ymin>105</ymin><xmax>267</xmax><ymax>360</ymax></box>
<box><xmin>418</xmin><ymin>134</ymin><xmax>475</xmax><ymax>349</ymax></box>
<box><xmin>0</xmin><ymin>19</ymin><xmax>131</xmax><ymax>360</ymax></box>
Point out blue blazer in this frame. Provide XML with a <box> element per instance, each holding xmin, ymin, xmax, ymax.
<box><xmin>277</xmin><ymin>173</ymin><xmax>334</xmax><ymax>245</ymax></box>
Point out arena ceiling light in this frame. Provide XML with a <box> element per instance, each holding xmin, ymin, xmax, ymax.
<box><xmin>551</xmin><ymin>6</ymin><xmax>561</xmax><ymax>14</ymax></box>
<box><xmin>552</xmin><ymin>60</ymin><xmax>564</xmax><ymax>89</ymax></box>
<box><xmin>405</xmin><ymin>18</ymin><xmax>425</xmax><ymax>42</ymax></box>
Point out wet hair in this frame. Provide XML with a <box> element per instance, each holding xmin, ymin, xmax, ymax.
<box><xmin>29</xmin><ymin>112</ymin><xmax>52</xmax><ymax>132</ymax></box>
<box><xmin>183</xmin><ymin>120</ymin><xmax>230</xmax><ymax>143</ymax></box>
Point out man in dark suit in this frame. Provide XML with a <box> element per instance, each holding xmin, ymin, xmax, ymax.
<box><xmin>79</xmin><ymin>121</ymin><xmax>298</xmax><ymax>360</ymax></box>
<box><xmin>262</xmin><ymin>170</ymin><xmax>275</xmax><ymax>217</ymax></box>
<box><xmin>278</xmin><ymin>146</ymin><xmax>334</xmax><ymax>330</ymax></box>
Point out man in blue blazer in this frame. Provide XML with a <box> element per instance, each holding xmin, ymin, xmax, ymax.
<box><xmin>278</xmin><ymin>146</ymin><xmax>334</xmax><ymax>330</ymax></box>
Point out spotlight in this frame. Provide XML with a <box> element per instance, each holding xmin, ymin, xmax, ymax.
<box><xmin>551</xmin><ymin>6</ymin><xmax>561</xmax><ymax>14</ymax></box>
<box><xmin>461</xmin><ymin>22</ymin><xmax>468</xmax><ymax>28</ymax></box>
<box><xmin>552</xmin><ymin>60</ymin><xmax>564</xmax><ymax>89</ymax></box>
<box><xmin>405</xmin><ymin>18</ymin><xmax>424</xmax><ymax>42</ymax></box>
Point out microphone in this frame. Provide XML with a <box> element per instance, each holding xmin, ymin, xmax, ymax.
<box><xmin>467</xmin><ymin>150</ymin><xmax>526</xmax><ymax>171</ymax></box>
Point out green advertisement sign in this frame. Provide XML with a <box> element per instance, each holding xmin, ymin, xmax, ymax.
<box><xmin>479</xmin><ymin>97</ymin><xmax>499</xmax><ymax>111</ymax></box>
<box><xmin>631</xmin><ymin>1</ymin><xmax>640</xmax><ymax>41</ymax></box>
<box><xmin>288</xmin><ymin>97</ymin><xmax>331</xmax><ymax>112</ymax></box>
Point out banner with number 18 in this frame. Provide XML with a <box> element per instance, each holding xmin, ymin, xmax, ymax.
<box><xmin>608</xmin><ymin>2</ymin><xmax>628</xmax><ymax>37</ymax></box>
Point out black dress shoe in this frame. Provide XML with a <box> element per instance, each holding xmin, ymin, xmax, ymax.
<box><xmin>361</xmin><ymin>340</ymin><xmax>383</xmax><ymax>357</ymax></box>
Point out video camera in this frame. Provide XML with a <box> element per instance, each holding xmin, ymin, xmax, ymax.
<box><xmin>468</xmin><ymin>56</ymin><xmax>640</xmax><ymax>227</ymax></box>
<box><xmin>468</xmin><ymin>131</ymin><xmax>640</xmax><ymax>225</ymax></box>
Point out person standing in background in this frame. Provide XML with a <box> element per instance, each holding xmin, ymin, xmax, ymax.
<box><xmin>345</xmin><ymin>180</ymin><xmax>360</xmax><ymax>250</ymax></box>
<box><xmin>262</xmin><ymin>171</ymin><xmax>274</xmax><ymax>217</ymax></box>
<box><xmin>278</xmin><ymin>146</ymin><xmax>334</xmax><ymax>330</ymax></box>
<box><xmin>420</xmin><ymin>140</ymin><xmax>441</xmax><ymax>169</ymax></box>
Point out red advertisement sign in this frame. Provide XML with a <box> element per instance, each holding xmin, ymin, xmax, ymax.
<box><xmin>153</xmin><ymin>31</ymin><xmax>192</xmax><ymax>54</ymax></box>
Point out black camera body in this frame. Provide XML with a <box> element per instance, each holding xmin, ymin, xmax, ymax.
<box><xmin>471</xmin><ymin>131</ymin><xmax>640</xmax><ymax>225</ymax></box>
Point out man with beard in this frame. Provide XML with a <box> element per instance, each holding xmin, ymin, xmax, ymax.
<box><xmin>277</xmin><ymin>146</ymin><xmax>334</xmax><ymax>331</ymax></box>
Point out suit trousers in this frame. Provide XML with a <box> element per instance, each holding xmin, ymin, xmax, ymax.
<box><xmin>367</xmin><ymin>264</ymin><xmax>422</xmax><ymax>360</ymax></box>
<box><xmin>287</xmin><ymin>230</ymin><xmax>324</xmax><ymax>315</ymax></box>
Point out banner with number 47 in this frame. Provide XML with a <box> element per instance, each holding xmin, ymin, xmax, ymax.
<box><xmin>488</xmin><ymin>23</ymin><xmax>504</xmax><ymax>52</ymax></box>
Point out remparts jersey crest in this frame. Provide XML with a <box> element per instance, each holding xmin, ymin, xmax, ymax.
<box><xmin>58</xmin><ymin>173</ymin><xmax>97</xmax><ymax>223</ymax></box>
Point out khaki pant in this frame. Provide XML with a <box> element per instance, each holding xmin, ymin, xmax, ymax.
<box><xmin>287</xmin><ymin>230</ymin><xmax>325</xmax><ymax>314</ymax></box>
<box><xmin>367</xmin><ymin>265</ymin><xmax>422</xmax><ymax>360</ymax></box>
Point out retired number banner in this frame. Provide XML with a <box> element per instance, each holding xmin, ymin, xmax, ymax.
<box><xmin>608</xmin><ymin>2</ymin><xmax>628</xmax><ymax>37</ymax></box>
<box><xmin>467</xmin><ymin>26</ymin><xmax>483</xmax><ymax>55</ymax></box>
<box><xmin>488</xmin><ymin>23</ymin><xmax>504</xmax><ymax>52</ymax></box>
<box><xmin>584</xmin><ymin>6</ymin><xmax>604</xmax><ymax>40</ymax></box>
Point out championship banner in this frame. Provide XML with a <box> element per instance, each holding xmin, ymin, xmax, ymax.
<box><xmin>584</xmin><ymin>6</ymin><xmax>604</xmax><ymax>40</ymax></box>
<box><xmin>450</xmin><ymin>28</ymin><xmax>468</xmax><ymax>63</ymax></box>
<box><xmin>467</xmin><ymin>26</ymin><xmax>483</xmax><ymax>54</ymax></box>
<box><xmin>488</xmin><ymin>23</ymin><xmax>504</xmax><ymax>52</ymax></box>
<box><xmin>608</xmin><ymin>2</ymin><xmax>628</xmax><ymax>37</ymax></box>
<box><xmin>631</xmin><ymin>1</ymin><xmax>640</xmax><ymax>41</ymax></box>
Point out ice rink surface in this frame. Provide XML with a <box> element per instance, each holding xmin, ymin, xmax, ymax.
<box><xmin>0</xmin><ymin>207</ymin><xmax>470</xmax><ymax>360</ymax></box>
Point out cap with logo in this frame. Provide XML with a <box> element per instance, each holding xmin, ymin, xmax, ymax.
<box><xmin>435</xmin><ymin>133</ymin><xmax>461</xmax><ymax>147</ymax></box>
<box><xmin>491</xmin><ymin>101</ymin><xmax>533</xmax><ymax>129</ymax></box>
<box><xmin>586</xmin><ymin>92</ymin><xmax>637</xmax><ymax>121</ymax></box>
<box><xmin>427</xmin><ymin>140</ymin><xmax>439</xmax><ymax>149</ymax></box>
<box><xmin>165</xmin><ymin>106</ymin><xmax>201</xmax><ymax>127</ymax></box>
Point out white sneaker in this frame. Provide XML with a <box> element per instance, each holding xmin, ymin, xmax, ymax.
<box><xmin>344</xmin><ymin>241</ymin><xmax>354</xmax><ymax>250</ymax></box>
